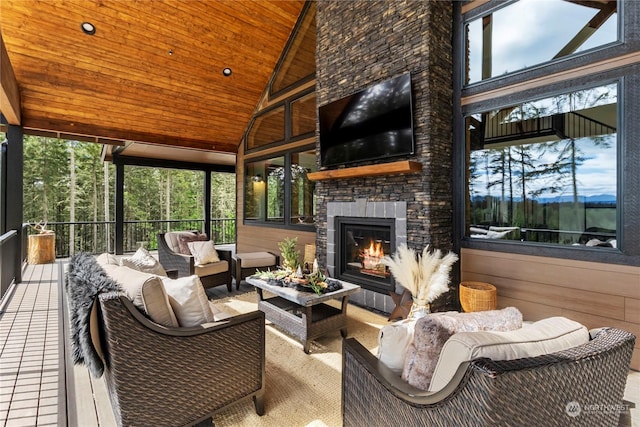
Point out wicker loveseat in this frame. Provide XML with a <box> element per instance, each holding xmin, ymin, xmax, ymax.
<box><xmin>97</xmin><ymin>292</ymin><xmax>265</xmax><ymax>426</ymax></box>
<box><xmin>342</xmin><ymin>327</ymin><xmax>635</xmax><ymax>426</ymax></box>
<box><xmin>158</xmin><ymin>231</ymin><xmax>232</xmax><ymax>291</ymax></box>
<box><xmin>65</xmin><ymin>252</ymin><xmax>266</xmax><ymax>427</ymax></box>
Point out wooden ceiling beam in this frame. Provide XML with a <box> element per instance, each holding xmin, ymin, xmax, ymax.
<box><xmin>0</xmin><ymin>31</ymin><xmax>21</xmax><ymax>125</ymax></box>
<box><xmin>23</xmin><ymin>118</ymin><xmax>237</xmax><ymax>153</ymax></box>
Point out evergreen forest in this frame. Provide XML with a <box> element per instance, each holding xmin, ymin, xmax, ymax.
<box><xmin>15</xmin><ymin>135</ymin><xmax>235</xmax><ymax>254</ymax></box>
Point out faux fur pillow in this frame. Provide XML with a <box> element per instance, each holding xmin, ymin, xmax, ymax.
<box><xmin>177</xmin><ymin>232</ymin><xmax>208</xmax><ymax>255</ymax></box>
<box><xmin>402</xmin><ymin>307</ymin><xmax>522</xmax><ymax>390</ymax></box>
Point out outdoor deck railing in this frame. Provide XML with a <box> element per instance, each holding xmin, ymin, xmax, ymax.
<box><xmin>0</xmin><ymin>230</ymin><xmax>20</xmax><ymax>299</ymax></box>
<box><xmin>22</xmin><ymin>218</ymin><xmax>236</xmax><ymax>259</ymax></box>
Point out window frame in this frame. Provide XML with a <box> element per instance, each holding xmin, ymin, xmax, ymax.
<box><xmin>455</xmin><ymin>68</ymin><xmax>640</xmax><ymax>266</ymax></box>
<box><xmin>243</xmin><ymin>144</ymin><xmax>317</xmax><ymax>232</ymax></box>
<box><xmin>462</xmin><ymin>0</ymin><xmax>622</xmax><ymax>88</ymax></box>
<box><xmin>244</xmin><ymin>87</ymin><xmax>316</xmax><ymax>155</ymax></box>
<box><xmin>454</xmin><ymin>0</ymin><xmax>640</xmax><ymax>267</ymax></box>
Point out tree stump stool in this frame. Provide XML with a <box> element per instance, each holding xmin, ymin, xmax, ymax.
<box><xmin>28</xmin><ymin>233</ymin><xmax>56</xmax><ymax>264</ymax></box>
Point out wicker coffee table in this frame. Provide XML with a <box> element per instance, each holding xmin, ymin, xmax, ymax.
<box><xmin>246</xmin><ymin>277</ymin><xmax>361</xmax><ymax>353</ymax></box>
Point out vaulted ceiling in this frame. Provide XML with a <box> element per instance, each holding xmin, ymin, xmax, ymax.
<box><xmin>0</xmin><ymin>0</ymin><xmax>305</xmax><ymax>163</ymax></box>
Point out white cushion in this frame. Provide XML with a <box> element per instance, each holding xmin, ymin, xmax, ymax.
<box><xmin>236</xmin><ymin>252</ymin><xmax>277</xmax><ymax>268</ymax></box>
<box><xmin>429</xmin><ymin>316</ymin><xmax>589</xmax><ymax>392</ymax></box>
<box><xmin>120</xmin><ymin>247</ymin><xmax>167</xmax><ymax>276</ymax></box>
<box><xmin>377</xmin><ymin>319</ymin><xmax>417</xmax><ymax>374</ymax></box>
<box><xmin>161</xmin><ymin>275</ymin><xmax>215</xmax><ymax>327</ymax></box>
<box><xmin>208</xmin><ymin>301</ymin><xmax>233</xmax><ymax>321</ymax></box>
<box><xmin>402</xmin><ymin>307</ymin><xmax>523</xmax><ymax>390</ymax></box>
<box><xmin>96</xmin><ymin>252</ymin><xmax>119</xmax><ymax>267</ymax></box>
<box><xmin>194</xmin><ymin>260</ymin><xmax>228</xmax><ymax>277</ymax></box>
<box><xmin>188</xmin><ymin>240</ymin><xmax>220</xmax><ymax>265</ymax></box>
<box><xmin>102</xmin><ymin>264</ymin><xmax>178</xmax><ymax>328</ymax></box>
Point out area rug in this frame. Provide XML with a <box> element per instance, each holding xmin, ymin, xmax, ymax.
<box><xmin>209</xmin><ymin>291</ymin><xmax>387</xmax><ymax>427</ymax></box>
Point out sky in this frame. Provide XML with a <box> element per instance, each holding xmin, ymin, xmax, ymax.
<box><xmin>467</xmin><ymin>0</ymin><xmax>618</xmax><ymax>83</ymax></box>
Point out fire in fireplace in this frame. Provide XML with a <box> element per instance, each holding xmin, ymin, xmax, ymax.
<box><xmin>336</xmin><ymin>216</ymin><xmax>395</xmax><ymax>294</ymax></box>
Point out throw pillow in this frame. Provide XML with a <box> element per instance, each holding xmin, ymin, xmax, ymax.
<box><xmin>161</xmin><ymin>275</ymin><xmax>215</xmax><ymax>327</ymax></box>
<box><xmin>120</xmin><ymin>247</ymin><xmax>167</xmax><ymax>276</ymax></box>
<box><xmin>402</xmin><ymin>307</ymin><xmax>522</xmax><ymax>390</ymax></box>
<box><xmin>177</xmin><ymin>232</ymin><xmax>208</xmax><ymax>255</ymax></box>
<box><xmin>377</xmin><ymin>318</ymin><xmax>418</xmax><ymax>375</ymax></box>
<box><xmin>104</xmin><ymin>264</ymin><xmax>179</xmax><ymax>328</ymax></box>
<box><xmin>95</xmin><ymin>252</ymin><xmax>119</xmax><ymax>267</ymax></box>
<box><xmin>187</xmin><ymin>240</ymin><xmax>220</xmax><ymax>265</ymax></box>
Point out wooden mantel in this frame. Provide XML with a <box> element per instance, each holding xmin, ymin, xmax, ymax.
<box><xmin>307</xmin><ymin>160</ymin><xmax>422</xmax><ymax>181</ymax></box>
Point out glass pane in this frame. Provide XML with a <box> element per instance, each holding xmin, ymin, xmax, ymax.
<box><xmin>291</xmin><ymin>92</ymin><xmax>317</xmax><ymax>137</ymax></box>
<box><xmin>271</xmin><ymin>2</ymin><xmax>316</xmax><ymax>94</ymax></box>
<box><xmin>465</xmin><ymin>0</ymin><xmax>618</xmax><ymax>84</ymax></box>
<box><xmin>466</xmin><ymin>83</ymin><xmax>617</xmax><ymax>248</ymax></box>
<box><xmin>244</xmin><ymin>157</ymin><xmax>285</xmax><ymax>223</ymax></box>
<box><xmin>290</xmin><ymin>149</ymin><xmax>317</xmax><ymax>226</ymax></box>
<box><xmin>246</xmin><ymin>106</ymin><xmax>285</xmax><ymax>150</ymax></box>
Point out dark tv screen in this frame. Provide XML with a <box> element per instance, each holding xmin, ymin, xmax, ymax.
<box><xmin>319</xmin><ymin>73</ymin><xmax>414</xmax><ymax>168</ymax></box>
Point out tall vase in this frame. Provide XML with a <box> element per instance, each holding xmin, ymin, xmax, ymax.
<box><xmin>408</xmin><ymin>299</ymin><xmax>430</xmax><ymax>320</ymax></box>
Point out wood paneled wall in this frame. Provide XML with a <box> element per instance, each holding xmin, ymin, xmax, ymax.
<box><xmin>461</xmin><ymin>248</ymin><xmax>640</xmax><ymax>370</ymax></box>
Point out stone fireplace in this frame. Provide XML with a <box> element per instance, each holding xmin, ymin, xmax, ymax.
<box><xmin>315</xmin><ymin>1</ymin><xmax>455</xmax><ymax>314</ymax></box>
<box><xmin>327</xmin><ymin>200</ymin><xmax>407</xmax><ymax>313</ymax></box>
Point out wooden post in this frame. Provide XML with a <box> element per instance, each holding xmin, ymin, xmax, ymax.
<box><xmin>28</xmin><ymin>234</ymin><xmax>56</xmax><ymax>264</ymax></box>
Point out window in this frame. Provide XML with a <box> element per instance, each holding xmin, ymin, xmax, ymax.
<box><xmin>244</xmin><ymin>148</ymin><xmax>316</xmax><ymax>228</ymax></box>
<box><xmin>290</xmin><ymin>149</ymin><xmax>317</xmax><ymax>226</ymax></box>
<box><xmin>246</xmin><ymin>106</ymin><xmax>285</xmax><ymax>150</ymax></box>
<box><xmin>291</xmin><ymin>92</ymin><xmax>316</xmax><ymax>138</ymax></box>
<box><xmin>245</xmin><ymin>157</ymin><xmax>285</xmax><ymax>224</ymax></box>
<box><xmin>465</xmin><ymin>0</ymin><xmax>618</xmax><ymax>84</ymax></box>
<box><xmin>466</xmin><ymin>83</ymin><xmax>618</xmax><ymax>248</ymax></box>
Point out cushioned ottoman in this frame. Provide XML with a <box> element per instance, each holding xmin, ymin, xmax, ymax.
<box><xmin>232</xmin><ymin>252</ymin><xmax>279</xmax><ymax>289</ymax></box>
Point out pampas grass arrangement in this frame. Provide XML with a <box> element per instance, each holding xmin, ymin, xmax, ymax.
<box><xmin>382</xmin><ymin>244</ymin><xmax>459</xmax><ymax>306</ymax></box>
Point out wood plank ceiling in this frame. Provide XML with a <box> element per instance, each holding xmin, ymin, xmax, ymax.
<box><xmin>0</xmin><ymin>0</ymin><xmax>305</xmax><ymax>159</ymax></box>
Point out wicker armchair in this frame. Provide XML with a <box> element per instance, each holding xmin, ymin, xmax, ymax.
<box><xmin>158</xmin><ymin>232</ymin><xmax>232</xmax><ymax>291</ymax></box>
<box><xmin>342</xmin><ymin>328</ymin><xmax>635</xmax><ymax>427</ymax></box>
<box><xmin>96</xmin><ymin>291</ymin><xmax>265</xmax><ymax>427</ymax></box>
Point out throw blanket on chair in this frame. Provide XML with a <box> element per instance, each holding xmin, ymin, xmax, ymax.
<box><xmin>65</xmin><ymin>252</ymin><xmax>120</xmax><ymax>377</ymax></box>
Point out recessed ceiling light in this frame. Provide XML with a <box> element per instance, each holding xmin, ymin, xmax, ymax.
<box><xmin>222</xmin><ymin>67</ymin><xmax>232</xmax><ymax>76</ymax></box>
<box><xmin>81</xmin><ymin>22</ymin><xmax>96</xmax><ymax>35</ymax></box>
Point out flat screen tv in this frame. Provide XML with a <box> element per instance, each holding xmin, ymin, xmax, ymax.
<box><xmin>319</xmin><ymin>73</ymin><xmax>414</xmax><ymax>168</ymax></box>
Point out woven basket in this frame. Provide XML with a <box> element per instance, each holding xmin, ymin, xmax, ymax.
<box><xmin>459</xmin><ymin>281</ymin><xmax>497</xmax><ymax>312</ymax></box>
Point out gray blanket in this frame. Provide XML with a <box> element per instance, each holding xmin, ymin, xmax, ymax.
<box><xmin>65</xmin><ymin>252</ymin><xmax>119</xmax><ymax>377</ymax></box>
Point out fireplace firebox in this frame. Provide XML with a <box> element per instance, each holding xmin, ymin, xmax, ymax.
<box><xmin>335</xmin><ymin>216</ymin><xmax>395</xmax><ymax>294</ymax></box>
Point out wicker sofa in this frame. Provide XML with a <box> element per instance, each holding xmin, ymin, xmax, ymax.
<box><xmin>342</xmin><ymin>327</ymin><xmax>635</xmax><ymax>426</ymax></box>
<box><xmin>97</xmin><ymin>292</ymin><xmax>265</xmax><ymax>426</ymax></box>
<box><xmin>158</xmin><ymin>231</ymin><xmax>232</xmax><ymax>291</ymax></box>
<box><xmin>66</xmin><ymin>252</ymin><xmax>265</xmax><ymax>427</ymax></box>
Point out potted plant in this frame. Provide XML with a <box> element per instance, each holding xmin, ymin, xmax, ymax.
<box><xmin>278</xmin><ymin>237</ymin><xmax>300</xmax><ymax>272</ymax></box>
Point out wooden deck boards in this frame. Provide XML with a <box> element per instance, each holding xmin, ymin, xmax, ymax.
<box><xmin>0</xmin><ymin>262</ymin><xmax>115</xmax><ymax>427</ymax></box>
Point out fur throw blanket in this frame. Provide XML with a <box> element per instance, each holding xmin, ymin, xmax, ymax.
<box><xmin>65</xmin><ymin>252</ymin><xmax>120</xmax><ymax>377</ymax></box>
<box><xmin>402</xmin><ymin>307</ymin><xmax>522</xmax><ymax>390</ymax></box>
